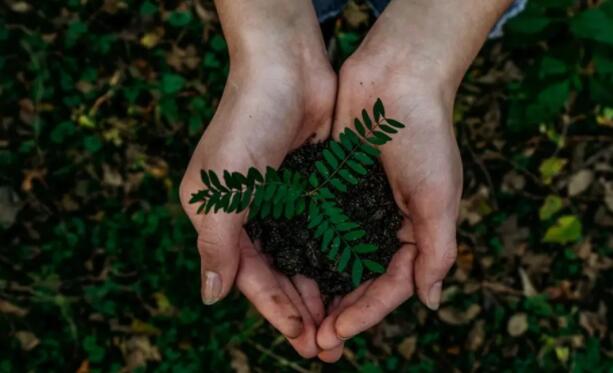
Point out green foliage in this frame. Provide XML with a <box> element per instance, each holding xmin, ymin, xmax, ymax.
<box><xmin>190</xmin><ymin>99</ymin><xmax>405</xmax><ymax>286</ymax></box>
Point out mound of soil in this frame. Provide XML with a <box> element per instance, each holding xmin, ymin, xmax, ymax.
<box><xmin>245</xmin><ymin>141</ymin><xmax>402</xmax><ymax>297</ymax></box>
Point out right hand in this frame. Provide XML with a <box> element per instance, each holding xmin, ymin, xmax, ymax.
<box><xmin>179</xmin><ymin>46</ymin><xmax>337</xmax><ymax>357</ymax></box>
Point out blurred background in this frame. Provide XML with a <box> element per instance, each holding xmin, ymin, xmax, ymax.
<box><xmin>1</xmin><ymin>0</ymin><xmax>613</xmax><ymax>371</ymax></box>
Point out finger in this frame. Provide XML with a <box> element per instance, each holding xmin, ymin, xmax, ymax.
<box><xmin>236</xmin><ymin>232</ymin><xmax>304</xmax><ymax>339</ymax></box>
<box><xmin>334</xmin><ymin>244</ymin><xmax>417</xmax><ymax>340</ymax></box>
<box><xmin>316</xmin><ymin>281</ymin><xmax>372</xmax><ymax>350</ymax></box>
<box><xmin>196</xmin><ymin>212</ymin><xmax>243</xmax><ymax>304</ymax></box>
<box><xmin>412</xmin><ymin>207</ymin><xmax>458</xmax><ymax>311</ymax></box>
<box><xmin>276</xmin><ymin>274</ymin><xmax>320</xmax><ymax>358</ymax></box>
<box><xmin>292</xmin><ymin>275</ymin><xmax>325</xmax><ymax>326</ymax></box>
<box><xmin>318</xmin><ymin>344</ymin><xmax>344</xmax><ymax>363</ymax></box>
<box><xmin>179</xmin><ymin>171</ymin><xmax>243</xmax><ymax>305</ymax></box>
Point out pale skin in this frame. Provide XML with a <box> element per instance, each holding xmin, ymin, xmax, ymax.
<box><xmin>179</xmin><ymin>0</ymin><xmax>514</xmax><ymax>362</ymax></box>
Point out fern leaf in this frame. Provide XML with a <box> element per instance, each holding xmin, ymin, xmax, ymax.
<box><xmin>339</xmin><ymin>169</ymin><xmax>358</xmax><ymax>185</ymax></box>
<box><xmin>346</xmin><ymin>160</ymin><xmax>367</xmax><ymax>176</ymax></box>
<box><xmin>354</xmin><ymin>118</ymin><xmax>366</xmax><ymax>137</ymax></box>
<box><xmin>386</xmin><ymin>118</ymin><xmax>405</xmax><ymax>129</ymax></box>
<box><xmin>351</xmin><ymin>258</ymin><xmax>364</xmax><ymax>287</ymax></box>
<box><xmin>373</xmin><ymin>98</ymin><xmax>385</xmax><ymax>122</ymax></box>
<box><xmin>353</xmin><ymin>152</ymin><xmax>374</xmax><ymax>166</ymax></box>
<box><xmin>338</xmin><ymin>247</ymin><xmax>351</xmax><ymax>272</ymax></box>
<box><xmin>344</xmin><ymin>230</ymin><xmax>366</xmax><ymax>241</ymax></box>
<box><xmin>361</xmin><ymin>109</ymin><xmax>372</xmax><ymax>130</ymax></box>
<box><xmin>363</xmin><ymin>259</ymin><xmax>385</xmax><ymax>273</ymax></box>
<box><xmin>379</xmin><ymin>124</ymin><xmax>398</xmax><ymax>134</ymax></box>
<box><xmin>200</xmin><ymin>170</ymin><xmax>210</xmax><ymax>186</ymax></box>
<box><xmin>329</xmin><ymin>237</ymin><xmax>341</xmax><ymax>259</ymax></box>
<box><xmin>354</xmin><ymin>243</ymin><xmax>377</xmax><ymax>253</ymax></box>
<box><xmin>208</xmin><ymin>170</ymin><xmax>227</xmax><ymax>192</ymax></box>
<box><xmin>330</xmin><ymin>141</ymin><xmax>346</xmax><ymax>159</ymax></box>
<box><xmin>330</xmin><ymin>178</ymin><xmax>347</xmax><ymax>192</ymax></box>
<box><xmin>323</xmin><ymin>149</ymin><xmax>339</xmax><ymax>169</ymax></box>
<box><xmin>321</xmin><ymin>229</ymin><xmax>334</xmax><ymax>252</ymax></box>
<box><xmin>315</xmin><ymin>161</ymin><xmax>330</xmax><ymax>178</ymax></box>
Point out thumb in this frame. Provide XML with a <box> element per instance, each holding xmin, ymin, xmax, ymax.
<box><xmin>180</xmin><ymin>175</ymin><xmax>243</xmax><ymax>305</ymax></box>
<box><xmin>196</xmin><ymin>212</ymin><xmax>243</xmax><ymax>304</ymax></box>
<box><xmin>411</xmin><ymin>204</ymin><xmax>458</xmax><ymax>311</ymax></box>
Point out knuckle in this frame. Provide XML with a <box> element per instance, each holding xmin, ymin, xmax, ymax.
<box><xmin>196</xmin><ymin>232</ymin><xmax>223</xmax><ymax>269</ymax></box>
<box><xmin>436</xmin><ymin>245</ymin><xmax>458</xmax><ymax>271</ymax></box>
<box><xmin>178</xmin><ymin>176</ymin><xmax>195</xmax><ymax>210</ymax></box>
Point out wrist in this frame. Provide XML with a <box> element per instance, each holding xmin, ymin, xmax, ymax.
<box><xmin>354</xmin><ymin>0</ymin><xmax>514</xmax><ymax>92</ymax></box>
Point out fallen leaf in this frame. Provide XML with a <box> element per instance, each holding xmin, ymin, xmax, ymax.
<box><xmin>102</xmin><ymin>164</ymin><xmax>124</xmax><ymax>187</ymax></box>
<box><xmin>342</xmin><ymin>1</ymin><xmax>369</xmax><ymax>27</ymax></box>
<box><xmin>397</xmin><ymin>336</ymin><xmax>417</xmax><ymax>360</ymax></box>
<box><xmin>539</xmin><ymin>157</ymin><xmax>567</xmax><ymax>185</ymax></box>
<box><xmin>507</xmin><ymin>313</ymin><xmax>528</xmax><ymax>337</ymax></box>
<box><xmin>229</xmin><ymin>346</ymin><xmax>250</xmax><ymax>373</ymax></box>
<box><xmin>10</xmin><ymin>1</ymin><xmax>31</xmax><ymax>12</ymax></box>
<box><xmin>140</xmin><ymin>29</ymin><xmax>163</xmax><ymax>48</ymax></box>
<box><xmin>0</xmin><ymin>187</ymin><xmax>21</xmax><ymax>228</ymax></box>
<box><xmin>21</xmin><ymin>168</ymin><xmax>47</xmax><ymax>192</ymax></box>
<box><xmin>15</xmin><ymin>331</ymin><xmax>39</xmax><ymax>351</ymax></box>
<box><xmin>466</xmin><ymin>320</ymin><xmax>485</xmax><ymax>351</ymax></box>
<box><xmin>543</xmin><ymin>215</ymin><xmax>583</xmax><ymax>244</ymax></box>
<box><xmin>118</xmin><ymin>336</ymin><xmax>161</xmax><ymax>371</ymax></box>
<box><xmin>604</xmin><ymin>181</ymin><xmax>613</xmax><ymax>212</ymax></box>
<box><xmin>438</xmin><ymin>304</ymin><xmax>481</xmax><ymax>325</ymax></box>
<box><xmin>568</xmin><ymin>169</ymin><xmax>593</xmax><ymax>196</ymax></box>
<box><xmin>76</xmin><ymin>360</ymin><xmax>90</xmax><ymax>373</ymax></box>
<box><xmin>539</xmin><ymin>195</ymin><xmax>563</xmax><ymax>220</ymax></box>
<box><xmin>130</xmin><ymin>319</ymin><xmax>161</xmax><ymax>336</ymax></box>
<box><xmin>0</xmin><ymin>299</ymin><xmax>28</xmax><ymax>317</ymax></box>
<box><xmin>555</xmin><ymin>346</ymin><xmax>570</xmax><ymax>364</ymax></box>
<box><xmin>518</xmin><ymin>267</ymin><xmax>538</xmax><ymax>296</ymax></box>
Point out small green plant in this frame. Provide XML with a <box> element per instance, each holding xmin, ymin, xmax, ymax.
<box><xmin>189</xmin><ymin>99</ymin><xmax>405</xmax><ymax>286</ymax></box>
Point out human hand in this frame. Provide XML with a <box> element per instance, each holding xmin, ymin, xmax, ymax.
<box><xmin>180</xmin><ymin>0</ymin><xmax>337</xmax><ymax>358</ymax></box>
<box><xmin>314</xmin><ymin>0</ymin><xmax>517</xmax><ymax>359</ymax></box>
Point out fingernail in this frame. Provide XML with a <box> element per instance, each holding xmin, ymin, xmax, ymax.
<box><xmin>202</xmin><ymin>271</ymin><xmax>221</xmax><ymax>305</ymax></box>
<box><xmin>427</xmin><ymin>281</ymin><xmax>442</xmax><ymax>310</ymax></box>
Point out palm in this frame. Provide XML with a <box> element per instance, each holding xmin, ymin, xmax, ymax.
<box><xmin>317</xmin><ymin>64</ymin><xmax>462</xmax><ymax>354</ymax></box>
<box><xmin>180</xmin><ymin>65</ymin><xmax>336</xmax><ymax>358</ymax></box>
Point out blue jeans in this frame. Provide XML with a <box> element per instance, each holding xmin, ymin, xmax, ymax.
<box><xmin>312</xmin><ymin>0</ymin><xmax>528</xmax><ymax>38</ymax></box>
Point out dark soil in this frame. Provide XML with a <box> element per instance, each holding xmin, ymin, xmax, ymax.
<box><xmin>245</xmin><ymin>141</ymin><xmax>402</xmax><ymax>297</ymax></box>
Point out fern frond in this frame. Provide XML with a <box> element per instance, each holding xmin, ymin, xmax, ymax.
<box><xmin>189</xmin><ymin>166</ymin><xmax>306</xmax><ymax>220</ymax></box>
<box><xmin>307</xmin><ymin>98</ymin><xmax>406</xmax><ymax>198</ymax></box>
<box><xmin>308</xmin><ymin>198</ymin><xmax>381</xmax><ymax>286</ymax></box>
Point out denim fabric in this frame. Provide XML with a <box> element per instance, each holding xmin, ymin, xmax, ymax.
<box><xmin>312</xmin><ymin>0</ymin><xmax>528</xmax><ymax>38</ymax></box>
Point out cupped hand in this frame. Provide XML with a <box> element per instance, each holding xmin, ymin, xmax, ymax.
<box><xmin>179</xmin><ymin>53</ymin><xmax>337</xmax><ymax>358</ymax></box>
<box><xmin>316</xmin><ymin>50</ymin><xmax>463</xmax><ymax>359</ymax></box>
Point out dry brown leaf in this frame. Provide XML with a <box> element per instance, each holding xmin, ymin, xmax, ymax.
<box><xmin>229</xmin><ymin>346</ymin><xmax>250</xmax><ymax>373</ymax></box>
<box><xmin>0</xmin><ymin>187</ymin><xmax>21</xmax><ymax>228</ymax></box>
<box><xmin>343</xmin><ymin>1</ymin><xmax>369</xmax><ymax>28</ymax></box>
<box><xmin>604</xmin><ymin>181</ymin><xmax>613</xmax><ymax>213</ymax></box>
<box><xmin>568</xmin><ymin>169</ymin><xmax>594</xmax><ymax>196</ymax></box>
<box><xmin>10</xmin><ymin>1</ymin><xmax>32</xmax><ymax>13</ymax></box>
<box><xmin>22</xmin><ymin>168</ymin><xmax>47</xmax><ymax>192</ymax></box>
<box><xmin>507</xmin><ymin>313</ymin><xmax>528</xmax><ymax>337</ymax></box>
<box><xmin>118</xmin><ymin>336</ymin><xmax>161</xmax><ymax>371</ymax></box>
<box><xmin>438</xmin><ymin>304</ymin><xmax>481</xmax><ymax>325</ymax></box>
<box><xmin>0</xmin><ymin>298</ymin><xmax>28</xmax><ymax>317</ymax></box>
<box><xmin>76</xmin><ymin>360</ymin><xmax>90</xmax><ymax>373</ymax></box>
<box><xmin>102</xmin><ymin>164</ymin><xmax>123</xmax><ymax>187</ymax></box>
<box><xmin>397</xmin><ymin>336</ymin><xmax>417</xmax><ymax>360</ymax></box>
<box><xmin>15</xmin><ymin>331</ymin><xmax>39</xmax><ymax>351</ymax></box>
<box><xmin>466</xmin><ymin>320</ymin><xmax>485</xmax><ymax>351</ymax></box>
<box><xmin>579</xmin><ymin>310</ymin><xmax>607</xmax><ymax>338</ymax></box>
<box><xmin>518</xmin><ymin>267</ymin><xmax>538</xmax><ymax>297</ymax></box>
